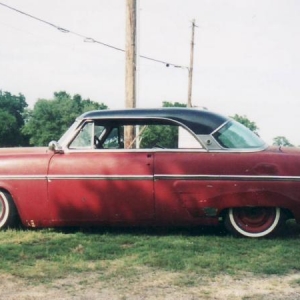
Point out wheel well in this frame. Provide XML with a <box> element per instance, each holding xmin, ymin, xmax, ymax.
<box><xmin>0</xmin><ymin>188</ymin><xmax>21</xmax><ymax>229</ymax></box>
<box><xmin>0</xmin><ymin>188</ymin><xmax>20</xmax><ymax>215</ymax></box>
<box><xmin>219</xmin><ymin>207</ymin><xmax>294</xmax><ymax>222</ymax></box>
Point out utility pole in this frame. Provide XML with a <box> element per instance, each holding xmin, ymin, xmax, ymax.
<box><xmin>125</xmin><ymin>0</ymin><xmax>136</xmax><ymax>108</ymax></box>
<box><xmin>187</xmin><ymin>19</ymin><xmax>197</xmax><ymax>108</ymax></box>
<box><xmin>125</xmin><ymin>0</ymin><xmax>137</xmax><ymax>148</ymax></box>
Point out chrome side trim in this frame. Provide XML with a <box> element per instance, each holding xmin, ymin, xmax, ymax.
<box><xmin>48</xmin><ymin>175</ymin><xmax>153</xmax><ymax>181</ymax></box>
<box><xmin>0</xmin><ymin>174</ymin><xmax>300</xmax><ymax>182</ymax></box>
<box><xmin>207</xmin><ymin>144</ymin><xmax>268</xmax><ymax>153</ymax></box>
<box><xmin>0</xmin><ymin>175</ymin><xmax>153</xmax><ymax>181</ymax></box>
<box><xmin>155</xmin><ymin>174</ymin><xmax>300</xmax><ymax>181</ymax></box>
<box><xmin>64</xmin><ymin>148</ymin><xmax>207</xmax><ymax>153</ymax></box>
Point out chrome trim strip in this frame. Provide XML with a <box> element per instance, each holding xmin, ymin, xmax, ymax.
<box><xmin>48</xmin><ymin>175</ymin><xmax>153</xmax><ymax>181</ymax></box>
<box><xmin>155</xmin><ymin>174</ymin><xmax>300</xmax><ymax>181</ymax></box>
<box><xmin>0</xmin><ymin>175</ymin><xmax>153</xmax><ymax>181</ymax></box>
<box><xmin>0</xmin><ymin>174</ymin><xmax>300</xmax><ymax>182</ymax></box>
<box><xmin>64</xmin><ymin>148</ymin><xmax>207</xmax><ymax>153</ymax></box>
<box><xmin>208</xmin><ymin>147</ymin><xmax>268</xmax><ymax>153</ymax></box>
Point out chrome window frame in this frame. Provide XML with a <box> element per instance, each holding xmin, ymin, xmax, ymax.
<box><xmin>61</xmin><ymin>117</ymin><xmax>206</xmax><ymax>152</ymax></box>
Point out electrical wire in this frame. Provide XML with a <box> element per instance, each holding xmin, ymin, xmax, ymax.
<box><xmin>0</xmin><ymin>2</ymin><xmax>188</xmax><ymax>69</ymax></box>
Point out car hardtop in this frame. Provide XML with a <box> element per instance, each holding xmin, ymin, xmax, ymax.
<box><xmin>78</xmin><ymin>108</ymin><xmax>229</xmax><ymax>135</ymax></box>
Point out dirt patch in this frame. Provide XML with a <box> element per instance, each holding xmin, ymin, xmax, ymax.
<box><xmin>1</xmin><ymin>270</ymin><xmax>300</xmax><ymax>299</ymax></box>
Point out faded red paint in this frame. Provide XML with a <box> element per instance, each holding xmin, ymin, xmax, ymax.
<box><xmin>0</xmin><ymin>146</ymin><xmax>300</xmax><ymax>229</ymax></box>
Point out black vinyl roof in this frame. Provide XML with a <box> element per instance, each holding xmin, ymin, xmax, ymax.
<box><xmin>79</xmin><ymin>108</ymin><xmax>229</xmax><ymax>135</ymax></box>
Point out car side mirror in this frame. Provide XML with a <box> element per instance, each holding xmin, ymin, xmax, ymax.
<box><xmin>48</xmin><ymin>141</ymin><xmax>64</xmax><ymax>153</ymax></box>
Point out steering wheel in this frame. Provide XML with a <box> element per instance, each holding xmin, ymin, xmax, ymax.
<box><xmin>94</xmin><ymin>135</ymin><xmax>102</xmax><ymax>149</ymax></box>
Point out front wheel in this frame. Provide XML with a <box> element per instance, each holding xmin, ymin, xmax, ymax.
<box><xmin>0</xmin><ymin>191</ymin><xmax>19</xmax><ymax>230</ymax></box>
<box><xmin>224</xmin><ymin>207</ymin><xmax>285</xmax><ymax>238</ymax></box>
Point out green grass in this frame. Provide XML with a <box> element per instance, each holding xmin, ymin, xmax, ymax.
<box><xmin>1</xmin><ymin>221</ymin><xmax>300</xmax><ymax>284</ymax></box>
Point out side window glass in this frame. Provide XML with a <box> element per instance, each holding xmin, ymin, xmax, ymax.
<box><xmin>93</xmin><ymin>124</ymin><xmax>106</xmax><ymax>149</ymax></box>
<box><xmin>140</xmin><ymin>125</ymin><xmax>179</xmax><ymax>149</ymax></box>
<box><xmin>178</xmin><ymin>126</ymin><xmax>202</xmax><ymax>149</ymax></box>
<box><xmin>103</xmin><ymin>127</ymin><xmax>124</xmax><ymax>149</ymax></box>
<box><xmin>136</xmin><ymin>124</ymin><xmax>201</xmax><ymax>149</ymax></box>
<box><xmin>69</xmin><ymin>121</ymin><xmax>202</xmax><ymax>150</ymax></box>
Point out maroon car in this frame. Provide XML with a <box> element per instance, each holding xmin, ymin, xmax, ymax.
<box><xmin>0</xmin><ymin>108</ymin><xmax>299</xmax><ymax>238</ymax></box>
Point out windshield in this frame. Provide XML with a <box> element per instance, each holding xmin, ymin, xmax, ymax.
<box><xmin>58</xmin><ymin>120</ymin><xmax>82</xmax><ymax>146</ymax></box>
<box><xmin>212</xmin><ymin>120</ymin><xmax>266</xmax><ymax>149</ymax></box>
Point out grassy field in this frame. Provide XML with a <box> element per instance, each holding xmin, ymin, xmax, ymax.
<box><xmin>1</xmin><ymin>221</ymin><xmax>300</xmax><ymax>286</ymax></box>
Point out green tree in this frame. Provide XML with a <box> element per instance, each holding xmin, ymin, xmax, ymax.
<box><xmin>231</xmin><ymin>114</ymin><xmax>259</xmax><ymax>133</ymax></box>
<box><xmin>162</xmin><ymin>101</ymin><xmax>186</xmax><ymax>108</ymax></box>
<box><xmin>0</xmin><ymin>91</ymin><xmax>28</xmax><ymax>147</ymax></box>
<box><xmin>272</xmin><ymin>136</ymin><xmax>294</xmax><ymax>147</ymax></box>
<box><xmin>140</xmin><ymin>101</ymin><xmax>186</xmax><ymax>148</ymax></box>
<box><xmin>140</xmin><ymin>124</ymin><xmax>178</xmax><ymax>148</ymax></box>
<box><xmin>23</xmin><ymin>91</ymin><xmax>108</xmax><ymax>146</ymax></box>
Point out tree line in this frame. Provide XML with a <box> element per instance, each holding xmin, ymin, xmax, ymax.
<box><xmin>0</xmin><ymin>90</ymin><xmax>107</xmax><ymax>147</ymax></box>
<box><xmin>0</xmin><ymin>90</ymin><xmax>295</xmax><ymax>147</ymax></box>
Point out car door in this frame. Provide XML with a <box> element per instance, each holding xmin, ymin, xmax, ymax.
<box><xmin>153</xmin><ymin>126</ymin><xmax>225</xmax><ymax>225</ymax></box>
<box><xmin>47</xmin><ymin>121</ymin><xmax>154</xmax><ymax>226</ymax></box>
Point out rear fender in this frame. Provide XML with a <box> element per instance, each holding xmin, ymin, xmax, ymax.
<box><xmin>178</xmin><ymin>190</ymin><xmax>297</xmax><ymax>219</ymax></box>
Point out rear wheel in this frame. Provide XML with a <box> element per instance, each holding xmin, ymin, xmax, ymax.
<box><xmin>0</xmin><ymin>191</ymin><xmax>18</xmax><ymax>229</ymax></box>
<box><xmin>225</xmin><ymin>207</ymin><xmax>285</xmax><ymax>238</ymax></box>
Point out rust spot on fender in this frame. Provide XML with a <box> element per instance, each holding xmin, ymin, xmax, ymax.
<box><xmin>203</xmin><ymin>207</ymin><xmax>218</xmax><ymax>217</ymax></box>
<box><xmin>253</xmin><ymin>163</ymin><xmax>279</xmax><ymax>175</ymax></box>
<box><xmin>27</xmin><ymin>220</ymin><xmax>36</xmax><ymax>227</ymax></box>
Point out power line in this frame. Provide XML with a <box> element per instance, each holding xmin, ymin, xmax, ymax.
<box><xmin>0</xmin><ymin>2</ymin><xmax>188</xmax><ymax>69</ymax></box>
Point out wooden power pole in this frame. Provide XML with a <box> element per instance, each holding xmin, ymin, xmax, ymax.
<box><xmin>187</xmin><ymin>19</ymin><xmax>196</xmax><ymax>108</ymax></box>
<box><xmin>125</xmin><ymin>0</ymin><xmax>137</xmax><ymax>148</ymax></box>
<box><xmin>125</xmin><ymin>0</ymin><xmax>137</xmax><ymax>108</ymax></box>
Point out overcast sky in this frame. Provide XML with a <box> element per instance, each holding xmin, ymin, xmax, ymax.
<box><xmin>0</xmin><ymin>0</ymin><xmax>299</xmax><ymax>145</ymax></box>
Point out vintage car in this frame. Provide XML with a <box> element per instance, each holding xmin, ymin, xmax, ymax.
<box><xmin>0</xmin><ymin>107</ymin><xmax>299</xmax><ymax>238</ymax></box>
